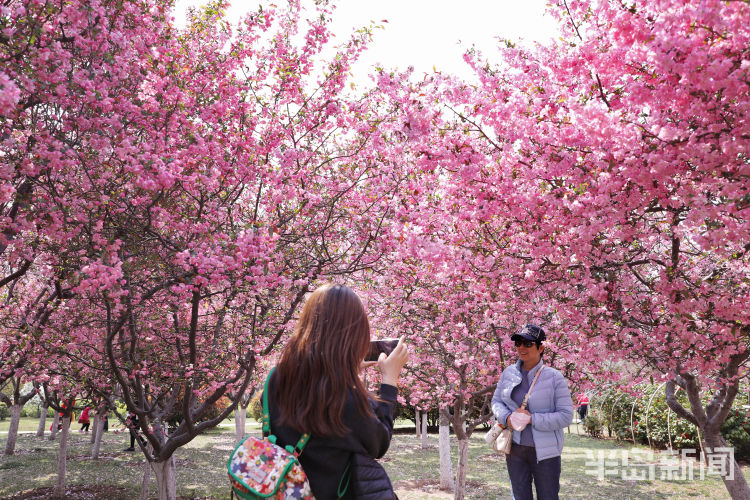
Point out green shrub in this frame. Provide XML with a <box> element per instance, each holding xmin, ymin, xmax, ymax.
<box><xmin>721</xmin><ymin>408</ymin><xmax>750</xmax><ymax>460</ymax></box>
<box><xmin>590</xmin><ymin>385</ymin><xmax>750</xmax><ymax>460</ymax></box>
<box><xmin>591</xmin><ymin>388</ymin><xmax>616</xmax><ymax>438</ymax></box>
<box><xmin>604</xmin><ymin>390</ymin><xmax>638</xmax><ymax>442</ymax></box>
<box><xmin>248</xmin><ymin>392</ymin><xmax>262</xmax><ymax>422</ymax></box>
<box><xmin>20</xmin><ymin>404</ymin><xmax>41</xmax><ymax>418</ymax></box>
<box><xmin>0</xmin><ymin>403</ymin><xmax>8</xmax><ymax>421</ymax></box>
<box><xmin>583</xmin><ymin>410</ymin><xmax>603</xmax><ymax>438</ymax></box>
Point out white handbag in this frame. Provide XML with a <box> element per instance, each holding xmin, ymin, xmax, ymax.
<box><xmin>483</xmin><ymin>423</ymin><xmax>504</xmax><ymax>444</ymax></box>
<box><xmin>485</xmin><ymin>421</ymin><xmax>513</xmax><ymax>454</ymax></box>
<box><xmin>494</xmin><ymin>427</ymin><xmax>513</xmax><ymax>454</ymax></box>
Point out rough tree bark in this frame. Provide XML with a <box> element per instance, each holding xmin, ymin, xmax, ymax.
<box><xmin>90</xmin><ymin>414</ymin><xmax>98</xmax><ymax>444</ymax></box>
<box><xmin>91</xmin><ymin>416</ymin><xmax>105</xmax><ymax>459</ymax></box>
<box><xmin>421</xmin><ymin>411</ymin><xmax>429</xmax><ymax>449</ymax></box>
<box><xmin>664</xmin><ymin>353</ymin><xmax>750</xmax><ymax>500</ymax></box>
<box><xmin>141</xmin><ymin>420</ymin><xmax>178</xmax><ymax>500</ymax></box>
<box><xmin>234</xmin><ymin>406</ymin><xmax>247</xmax><ymax>444</ymax></box>
<box><xmin>443</xmin><ymin>377</ymin><xmax>494</xmax><ymax>500</ymax></box>
<box><xmin>140</xmin><ymin>460</ymin><xmax>152</xmax><ymax>500</ymax></box>
<box><xmin>36</xmin><ymin>403</ymin><xmax>48</xmax><ymax>437</ymax></box>
<box><xmin>447</xmin><ymin>395</ymin><xmax>470</xmax><ymax>500</ymax></box>
<box><xmin>1</xmin><ymin>380</ymin><xmax>39</xmax><ymax>454</ymax></box>
<box><xmin>439</xmin><ymin>408</ymin><xmax>455</xmax><ymax>491</ymax></box>
<box><xmin>455</xmin><ymin>435</ymin><xmax>469</xmax><ymax>500</ymax></box>
<box><xmin>3</xmin><ymin>405</ymin><xmax>22</xmax><ymax>455</ymax></box>
<box><xmin>48</xmin><ymin>412</ymin><xmax>59</xmax><ymax>441</ymax></box>
<box><xmin>53</xmin><ymin>416</ymin><xmax>71</xmax><ymax>498</ymax></box>
<box><xmin>152</xmin><ymin>457</ymin><xmax>177</xmax><ymax>500</ymax></box>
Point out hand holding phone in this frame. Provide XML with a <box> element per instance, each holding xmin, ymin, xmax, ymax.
<box><xmin>365</xmin><ymin>338</ymin><xmax>400</xmax><ymax>362</ymax></box>
<box><xmin>376</xmin><ymin>336</ymin><xmax>408</xmax><ymax>387</ymax></box>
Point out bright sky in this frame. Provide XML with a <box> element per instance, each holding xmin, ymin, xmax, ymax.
<box><xmin>172</xmin><ymin>0</ymin><xmax>560</xmax><ymax>85</ymax></box>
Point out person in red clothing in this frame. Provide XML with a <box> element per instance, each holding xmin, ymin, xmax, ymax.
<box><xmin>576</xmin><ymin>393</ymin><xmax>589</xmax><ymax>422</ymax></box>
<box><xmin>78</xmin><ymin>406</ymin><xmax>91</xmax><ymax>432</ymax></box>
<box><xmin>51</xmin><ymin>401</ymin><xmax>75</xmax><ymax>431</ymax></box>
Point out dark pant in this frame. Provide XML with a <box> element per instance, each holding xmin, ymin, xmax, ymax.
<box><xmin>506</xmin><ymin>444</ymin><xmax>561</xmax><ymax>500</ymax></box>
<box><xmin>578</xmin><ymin>405</ymin><xmax>588</xmax><ymax>421</ymax></box>
<box><xmin>129</xmin><ymin>430</ymin><xmax>146</xmax><ymax>449</ymax></box>
<box><xmin>80</xmin><ymin>423</ymin><xmax>90</xmax><ymax>432</ymax></box>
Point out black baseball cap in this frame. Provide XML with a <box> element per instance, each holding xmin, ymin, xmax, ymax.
<box><xmin>510</xmin><ymin>324</ymin><xmax>546</xmax><ymax>343</ymax></box>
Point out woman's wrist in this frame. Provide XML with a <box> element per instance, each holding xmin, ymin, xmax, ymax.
<box><xmin>381</xmin><ymin>375</ymin><xmax>399</xmax><ymax>387</ymax></box>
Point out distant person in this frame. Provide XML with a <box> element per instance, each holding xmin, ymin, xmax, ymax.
<box><xmin>492</xmin><ymin>324</ymin><xmax>574</xmax><ymax>500</ymax></box>
<box><xmin>576</xmin><ymin>393</ymin><xmax>589</xmax><ymax>423</ymax></box>
<box><xmin>78</xmin><ymin>406</ymin><xmax>91</xmax><ymax>432</ymax></box>
<box><xmin>52</xmin><ymin>401</ymin><xmax>72</xmax><ymax>431</ymax></box>
<box><xmin>267</xmin><ymin>284</ymin><xmax>408</xmax><ymax>499</ymax></box>
<box><xmin>124</xmin><ymin>411</ymin><xmax>140</xmax><ymax>451</ymax></box>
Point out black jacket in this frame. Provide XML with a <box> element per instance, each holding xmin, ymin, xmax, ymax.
<box><xmin>267</xmin><ymin>373</ymin><xmax>397</xmax><ymax>499</ymax></box>
<box><xmin>125</xmin><ymin>412</ymin><xmax>139</xmax><ymax>430</ymax></box>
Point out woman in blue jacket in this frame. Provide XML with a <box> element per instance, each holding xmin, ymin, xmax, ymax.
<box><xmin>491</xmin><ymin>324</ymin><xmax>574</xmax><ymax>500</ymax></box>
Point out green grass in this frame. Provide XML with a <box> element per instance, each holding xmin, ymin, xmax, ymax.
<box><xmin>0</xmin><ymin>417</ymin><xmax>55</xmax><ymax>434</ymax></box>
<box><xmin>0</xmin><ymin>419</ymin><xmax>746</xmax><ymax>499</ymax></box>
<box><xmin>388</xmin><ymin>426</ymin><xmax>744</xmax><ymax>500</ymax></box>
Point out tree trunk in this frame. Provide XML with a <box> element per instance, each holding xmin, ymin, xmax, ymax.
<box><xmin>665</xmin><ymin>363</ymin><xmax>750</xmax><ymax>500</ymax></box>
<box><xmin>90</xmin><ymin>415</ymin><xmax>98</xmax><ymax>443</ymax></box>
<box><xmin>415</xmin><ymin>410</ymin><xmax>420</xmax><ymax>437</ymax></box>
<box><xmin>234</xmin><ymin>406</ymin><xmax>246</xmax><ymax>444</ymax></box>
<box><xmin>48</xmin><ymin>412</ymin><xmax>60</xmax><ymax>441</ymax></box>
<box><xmin>421</xmin><ymin>411</ymin><xmax>428</xmax><ymax>449</ymax></box>
<box><xmin>454</xmin><ymin>437</ymin><xmax>468</xmax><ymax>500</ymax></box>
<box><xmin>153</xmin><ymin>457</ymin><xmax>177</xmax><ymax>500</ymax></box>
<box><xmin>91</xmin><ymin>416</ymin><xmax>105</xmax><ymax>459</ymax></box>
<box><xmin>36</xmin><ymin>403</ymin><xmax>48</xmax><ymax>437</ymax></box>
<box><xmin>54</xmin><ymin>416</ymin><xmax>71</xmax><ymax>497</ymax></box>
<box><xmin>140</xmin><ymin>460</ymin><xmax>152</xmax><ymax>500</ymax></box>
<box><xmin>439</xmin><ymin>409</ymin><xmax>454</xmax><ymax>491</ymax></box>
<box><xmin>3</xmin><ymin>405</ymin><xmax>22</xmax><ymax>455</ymax></box>
<box><xmin>702</xmin><ymin>427</ymin><xmax>750</xmax><ymax>499</ymax></box>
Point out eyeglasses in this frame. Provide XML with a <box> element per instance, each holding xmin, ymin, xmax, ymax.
<box><xmin>514</xmin><ymin>339</ymin><xmax>536</xmax><ymax>348</ymax></box>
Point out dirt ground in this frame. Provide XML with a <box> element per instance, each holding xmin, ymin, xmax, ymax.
<box><xmin>0</xmin><ymin>485</ymin><xmax>212</xmax><ymax>500</ymax></box>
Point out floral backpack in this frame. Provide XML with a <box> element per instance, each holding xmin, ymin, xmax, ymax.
<box><xmin>228</xmin><ymin>368</ymin><xmax>315</xmax><ymax>499</ymax></box>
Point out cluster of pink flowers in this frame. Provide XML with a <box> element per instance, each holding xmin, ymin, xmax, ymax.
<box><xmin>1</xmin><ymin>0</ymin><xmax>747</xmax><ymax>496</ymax></box>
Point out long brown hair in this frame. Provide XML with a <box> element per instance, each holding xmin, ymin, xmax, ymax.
<box><xmin>275</xmin><ymin>284</ymin><xmax>373</xmax><ymax>437</ymax></box>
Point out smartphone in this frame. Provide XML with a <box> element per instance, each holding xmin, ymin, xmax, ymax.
<box><xmin>365</xmin><ymin>338</ymin><xmax>399</xmax><ymax>362</ymax></box>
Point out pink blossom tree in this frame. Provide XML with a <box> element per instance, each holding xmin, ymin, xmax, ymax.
<box><xmin>0</xmin><ymin>264</ymin><xmax>72</xmax><ymax>454</ymax></box>
<box><xmin>2</xmin><ymin>0</ymin><xmax>424</xmax><ymax>498</ymax></box>
<box><xmin>0</xmin><ymin>377</ymin><xmax>37</xmax><ymax>455</ymax></box>
<box><xmin>40</xmin><ymin>383</ymin><xmax>81</xmax><ymax>497</ymax></box>
<box><xmin>446</xmin><ymin>0</ymin><xmax>749</xmax><ymax>497</ymax></box>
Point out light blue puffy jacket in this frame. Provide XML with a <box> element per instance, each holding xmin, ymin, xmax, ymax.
<box><xmin>491</xmin><ymin>360</ymin><xmax>574</xmax><ymax>462</ymax></box>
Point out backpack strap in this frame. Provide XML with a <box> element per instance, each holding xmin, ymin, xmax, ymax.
<box><xmin>262</xmin><ymin>366</ymin><xmax>311</xmax><ymax>457</ymax></box>
<box><xmin>337</xmin><ymin>457</ymin><xmax>352</xmax><ymax>498</ymax></box>
<box><xmin>261</xmin><ymin>368</ymin><xmax>274</xmax><ymax>437</ymax></box>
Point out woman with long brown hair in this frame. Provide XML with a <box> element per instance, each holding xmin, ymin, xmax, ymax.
<box><xmin>268</xmin><ymin>283</ymin><xmax>408</xmax><ymax>499</ymax></box>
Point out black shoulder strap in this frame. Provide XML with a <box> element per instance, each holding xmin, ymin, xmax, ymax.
<box><xmin>337</xmin><ymin>454</ymin><xmax>352</xmax><ymax>498</ymax></box>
